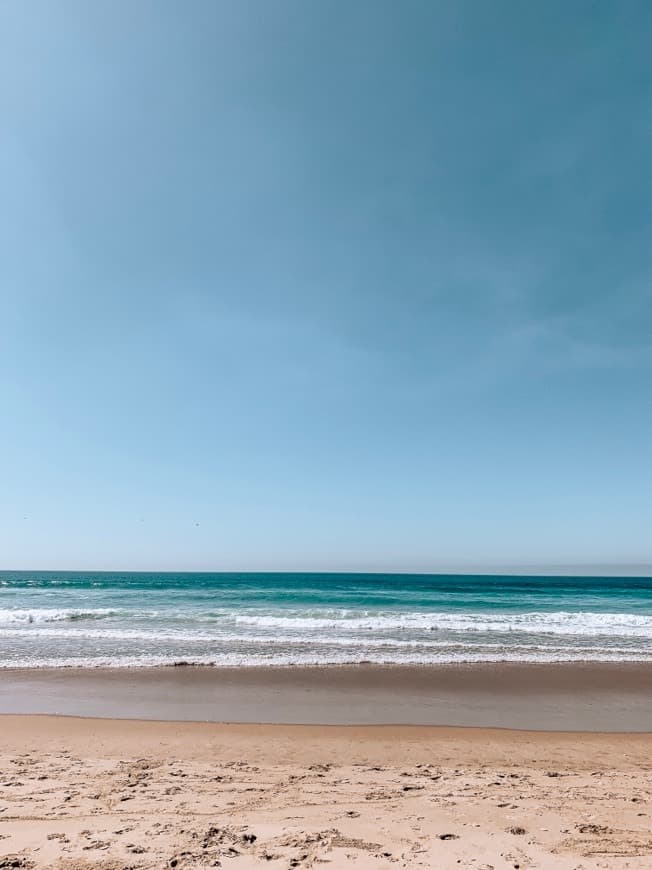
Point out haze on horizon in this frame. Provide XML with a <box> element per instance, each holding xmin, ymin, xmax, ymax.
<box><xmin>1</xmin><ymin>1</ymin><xmax>651</xmax><ymax>572</ymax></box>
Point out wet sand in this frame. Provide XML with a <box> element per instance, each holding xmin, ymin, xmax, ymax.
<box><xmin>0</xmin><ymin>662</ymin><xmax>650</xmax><ymax>729</ymax></box>
<box><xmin>0</xmin><ymin>715</ymin><xmax>650</xmax><ymax>869</ymax></box>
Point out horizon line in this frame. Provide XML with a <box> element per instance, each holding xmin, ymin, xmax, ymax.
<box><xmin>1</xmin><ymin>564</ymin><xmax>651</xmax><ymax>578</ymax></box>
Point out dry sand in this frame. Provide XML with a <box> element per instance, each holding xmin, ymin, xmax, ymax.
<box><xmin>0</xmin><ymin>715</ymin><xmax>650</xmax><ymax>870</ymax></box>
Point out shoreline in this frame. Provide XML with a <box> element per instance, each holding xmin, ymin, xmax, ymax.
<box><xmin>4</xmin><ymin>659</ymin><xmax>650</xmax><ymax>677</ymax></box>
<box><xmin>2</xmin><ymin>713</ymin><xmax>652</xmax><ymax>755</ymax></box>
<box><xmin>1</xmin><ymin>661</ymin><xmax>650</xmax><ymax>731</ymax></box>
<box><xmin>2</xmin><ymin>713</ymin><xmax>652</xmax><ymax>738</ymax></box>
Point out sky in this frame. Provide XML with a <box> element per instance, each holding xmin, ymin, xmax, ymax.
<box><xmin>1</xmin><ymin>0</ymin><xmax>651</xmax><ymax>572</ymax></box>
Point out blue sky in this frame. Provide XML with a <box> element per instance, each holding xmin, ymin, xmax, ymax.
<box><xmin>1</xmin><ymin>1</ymin><xmax>651</xmax><ymax>571</ymax></box>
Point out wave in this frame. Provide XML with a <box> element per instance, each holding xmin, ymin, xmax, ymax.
<box><xmin>0</xmin><ymin>608</ymin><xmax>119</xmax><ymax>625</ymax></box>
<box><xmin>1</xmin><ymin>607</ymin><xmax>651</xmax><ymax>636</ymax></box>
<box><xmin>227</xmin><ymin>610</ymin><xmax>652</xmax><ymax>637</ymax></box>
<box><xmin>1</xmin><ymin>647</ymin><xmax>651</xmax><ymax>668</ymax></box>
<box><xmin>0</xmin><ymin>626</ymin><xmax>647</xmax><ymax>654</ymax></box>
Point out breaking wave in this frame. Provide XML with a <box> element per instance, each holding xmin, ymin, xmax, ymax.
<box><xmin>0</xmin><ymin>608</ymin><xmax>119</xmax><ymax>625</ymax></box>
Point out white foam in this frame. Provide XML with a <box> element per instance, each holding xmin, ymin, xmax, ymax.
<box><xmin>226</xmin><ymin>609</ymin><xmax>652</xmax><ymax>637</ymax></box>
<box><xmin>0</xmin><ymin>626</ymin><xmax>647</xmax><ymax>654</ymax></box>
<box><xmin>2</xmin><ymin>607</ymin><xmax>651</xmax><ymax>636</ymax></box>
<box><xmin>1</xmin><ymin>647</ymin><xmax>651</xmax><ymax>669</ymax></box>
<box><xmin>0</xmin><ymin>608</ymin><xmax>118</xmax><ymax>625</ymax></box>
<box><xmin>2</xmin><ymin>605</ymin><xmax>650</xmax><ymax>667</ymax></box>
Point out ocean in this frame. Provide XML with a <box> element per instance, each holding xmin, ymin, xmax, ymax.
<box><xmin>0</xmin><ymin>571</ymin><xmax>650</xmax><ymax>668</ymax></box>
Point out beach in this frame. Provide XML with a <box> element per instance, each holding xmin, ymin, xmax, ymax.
<box><xmin>1</xmin><ymin>714</ymin><xmax>650</xmax><ymax>869</ymax></box>
<box><xmin>0</xmin><ymin>663</ymin><xmax>651</xmax><ymax>869</ymax></box>
<box><xmin>1</xmin><ymin>575</ymin><xmax>650</xmax><ymax>866</ymax></box>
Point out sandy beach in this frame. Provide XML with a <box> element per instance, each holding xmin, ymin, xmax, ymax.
<box><xmin>0</xmin><ymin>716</ymin><xmax>650</xmax><ymax>869</ymax></box>
<box><xmin>0</xmin><ymin>664</ymin><xmax>650</xmax><ymax>869</ymax></box>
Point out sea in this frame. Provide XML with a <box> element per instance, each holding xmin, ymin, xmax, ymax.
<box><xmin>0</xmin><ymin>571</ymin><xmax>650</xmax><ymax>668</ymax></box>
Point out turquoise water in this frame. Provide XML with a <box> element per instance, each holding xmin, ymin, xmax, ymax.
<box><xmin>0</xmin><ymin>571</ymin><xmax>650</xmax><ymax>667</ymax></box>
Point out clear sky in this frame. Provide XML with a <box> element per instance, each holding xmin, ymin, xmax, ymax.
<box><xmin>1</xmin><ymin>1</ymin><xmax>651</xmax><ymax>572</ymax></box>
